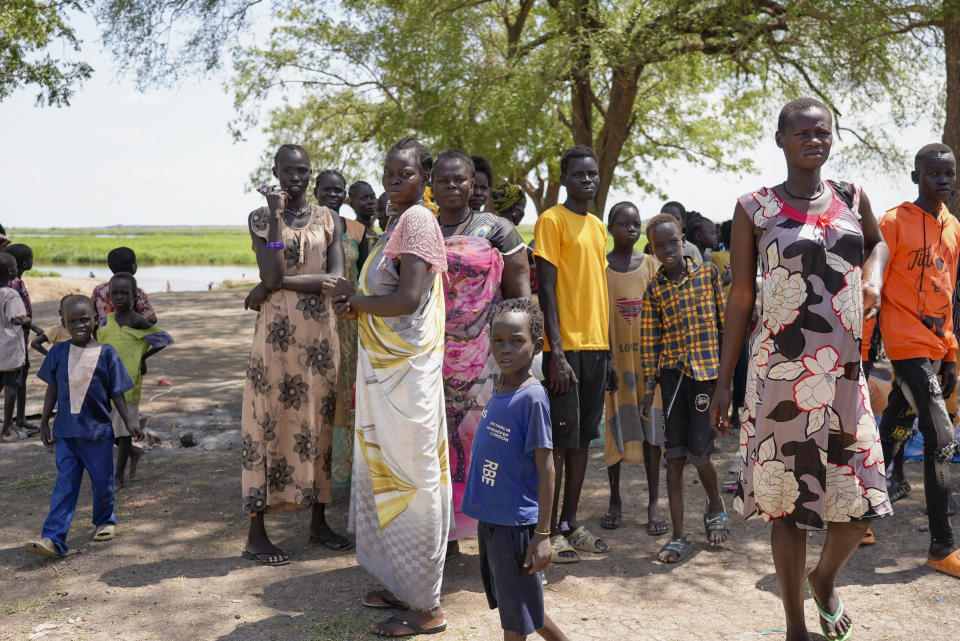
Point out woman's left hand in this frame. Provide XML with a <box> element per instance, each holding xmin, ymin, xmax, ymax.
<box><xmin>244</xmin><ymin>283</ymin><xmax>269</xmax><ymax>311</ymax></box>
<box><xmin>862</xmin><ymin>279</ymin><xmax>880</xmax><ymax>320</ymax></box>
<box><xmin>322</xmin><ymin>276</ymin><xmax>355</xmax><ymax>299</ymax></box>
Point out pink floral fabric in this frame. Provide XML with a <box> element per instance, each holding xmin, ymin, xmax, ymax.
<box><xmin>735</xmin><ymin>181</ymin><xmax>892</xmax><ymax>529</ymax></box>
<box><xmin>442</xmin><ymin>235</ymin><xmax>504</xmax><ymax>540</ymax></box>
<box><xmin>382</xmin><ymin>205</ymin><xmax>447</xmax><ymax>273</ymax></box>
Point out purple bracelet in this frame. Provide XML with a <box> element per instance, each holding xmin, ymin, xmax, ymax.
<box><xmin>266</xmin><ymin>242</ymin><xmax>284</xmax><ymax>248</ymax></box>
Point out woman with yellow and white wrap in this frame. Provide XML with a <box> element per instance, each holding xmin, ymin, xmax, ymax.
<box><xmin>323</xmin><ymin>136</ymin><xmax>451</xmax><ymax>638</ymax></box>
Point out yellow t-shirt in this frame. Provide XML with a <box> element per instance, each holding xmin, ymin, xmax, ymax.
<box><xmin>533</xmin><ymin>204</ymin><xmax>609</xmax><ymax>351</ymax></box>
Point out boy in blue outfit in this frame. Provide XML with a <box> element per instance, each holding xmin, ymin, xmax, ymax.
<box><xmin>25</xmin><ymin>295</ymin><xmax>138</xmax><ymax>557</ymax></box>
<box><xmin>461</xmin><ymin>298</ymin><xmax>569</xmax><ymax>641</ymax></box>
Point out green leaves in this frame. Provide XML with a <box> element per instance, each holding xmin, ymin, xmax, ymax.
<box><xmin>0</xmin><ymin>1</ymin><xmax>93</xmax><ymax>105</ymax></box>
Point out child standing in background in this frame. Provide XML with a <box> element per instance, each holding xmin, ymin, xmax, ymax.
<box><xmin>0</xmin><ymin>253</ymin><xmax>30</xmax><ymax>441</ymax></box>
<box><xmin>31</xmin><ymin>296</ymin><xmax>73</xmax><ymax>355</ymax></box>
<box><xmin>461</xmin><ymin>298</ymin><xmax>569</xmax><ymax>641</ymax></box>
<box><xmin>4</xmin><ymin>243</ymin><xmax>40</xmax><ymax>433</ymax></box>
<box><xmin>91</xmin><ymin>247</ymin><xmax>157</xmax><ymax>325</ymax></box>
<box><xmin>639</xmin><ymin>214</ymin><xmax>728</xmax><ymax>564</ymax></box>
<box><xmin>26</xmin><ymin>295</ymin><xmax>136</xmax><ymax>557</ymax></box>
<box><xmin>96</xmin><ymin>273</ymin><xmax>172</xmax><ymax>487</ymax></box>
<box><xmin>600</xmin><ymin>202</ymin><xmax>666</xmax><ymax>536</ymax></box>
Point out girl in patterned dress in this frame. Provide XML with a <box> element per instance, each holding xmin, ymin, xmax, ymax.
<box><xmin>240</xmin><ymin>144</ymin><xmax>346</xmax><ymax>565</ymax></box>
<box><xmin>709</xmin><ymin>98</ymin><xmax>892</xmax><ymax>641</ymax></box>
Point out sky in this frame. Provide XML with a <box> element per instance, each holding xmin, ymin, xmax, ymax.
<box><xmin>0</xmin><ymin>12</ymin><xmax>944</xmax><ymax>230</ymax></box>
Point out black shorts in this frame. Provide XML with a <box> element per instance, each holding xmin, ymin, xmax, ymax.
<box><xmin>660</xmin><ymin>369</ymin><xmax>716</xmax><ymax>465</ymax></box>
<box><xmin>0</xmin><ymin>366</ymin><xmax>23</xmax><ymax>388</ymax></box>
<box><xmin>542</xmin><ymin>350</ymin><xmax>607</xmax><ymax>449</ymax></box>
<box><xmin>478</xmin><ymin>521</ymin><xmax>544</xmax><ymax>635</ymax></box>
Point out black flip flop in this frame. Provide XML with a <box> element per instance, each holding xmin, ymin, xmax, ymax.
<box><xmin>361</xmin><ymin>590</ymin><xmax>409</xmax><ymax>610</ymax></box>
<box><xmin>242</xmin><ymin>549</ymin><xmax>290</xmax><ymax>566</ymax></box>
<box><xmin>599</xmin><ymin>511</ymin><xmax>622</xmax><ymax>529</ymax></box>
<box><xmin>646</xmin><ymin>518</ymin><xmax>668</xmax><ymax>536</ymax></box>
<box><xmin>657</xmin><ymin>537</ymin><xmax>691</xmax><ymax>564</ymax></box>
<box><xmin>371</xmin><ymin>614</ymin><xmax>446</xmax><ymax>637</ymax></box>
<box><xmin>309</xmin><ymin>533</ymin><xmax>354</xmax><ymax>551</ymax></box>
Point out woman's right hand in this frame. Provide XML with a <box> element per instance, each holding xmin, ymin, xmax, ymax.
<box><xmin>322</xmin><ymin>276</ymin><xmax>355</xmax><ymax>300</ymax></box>
<box><xmin>709</xmin><ymin>386</ymin><xmax>733</xmax><ymax>436</ymax></box>
<box><xmin>333</xmin><ymin>295</ymin><xmax>359</xmax><ymax>319</ymax></box>
<box><xmin>264</xmin><ymin>187</ymin><xmax>288</xmax><ymax>215</ymax></box>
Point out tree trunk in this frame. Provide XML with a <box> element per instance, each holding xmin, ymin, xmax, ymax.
<box><xmin>944</xmin><ymin>0</ymin><xmax>960</xmax><ymax>215</ymax></box>
<box><xmin>592</xmin><ymin>65</ymin><xmax>643</xmax><ymax>218</ymax></box>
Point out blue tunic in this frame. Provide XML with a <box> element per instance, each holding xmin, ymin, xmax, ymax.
<box><xmin>37</xmin><ymin>341</ymin><xmax>133</xmax><ymax>441</ymax></box>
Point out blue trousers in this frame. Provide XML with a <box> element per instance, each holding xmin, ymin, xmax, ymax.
<box><xmin>42</xmin><ymin>437</ymin><xmax>115</xmax><ymax>554</ymax></box>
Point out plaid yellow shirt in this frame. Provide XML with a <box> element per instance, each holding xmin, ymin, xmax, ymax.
<box><xmin>639</xmin><ymin>257</ymin><xmax>725</xmax><ymax>395</ymax></box>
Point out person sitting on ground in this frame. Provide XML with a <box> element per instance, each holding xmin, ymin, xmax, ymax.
<box><xmin>92</xmin><ymin>247</ymin><xmax>157</xmax><ymax>326</ymax></box>
<box><xmin>96</xmin><ymin>273</ymin><xmax>173</xmax><ymax>488</ymax></box>
<box><xmin>875</xmin><ymin>143</ymin><xmax>960</xmax><ymax>577</ymax></box>
<box><xmin>3</xmin><ymin>244</ymin><xmax>41</xmax><ymax>433</ymax></box>
<box><xmin>534</xmin><ymin>144</ymin><xmax>618</xmax><ymax>563</ymax></box>
<box><xmin>601</xmin><ymin>202</ymin><xmax>666</xmax><ymax>535</ymax></box>
<box><xmin>0</xmin><ymin>253</ymin><xmax>30</xmax><ymax>441</ymax></box>
<box><xmin>660</xmin><ymin>201</ymin><xmax>703</xmax><ymax>263</ymax></box>
<box><xmin>461</xmin><ymin>298</ymin><xmax>570</xmax><ymax>641</ymax></box>
<box><xmin>470</xmin><ymin>155</ymin><xmax>494</xmax><ymax>212</ymax></box>
<box><xmin>639</xmin><ymin>213</ymin><xmax>728</xmax><ymax>563</ymax></box>
<box><xmin>25</xmin><ymin>295</ymin><xmax>137</xmax><ymax>557</ymax></box>
<box><xmin>31</xmin><ymin>296</ymin><xmax>73</xmax><ymax>356</ymax></box>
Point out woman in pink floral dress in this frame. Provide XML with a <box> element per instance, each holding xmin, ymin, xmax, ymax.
<box><xmin>432</xmin><ymin>149</ymin><xmax>530</xmax><ymax>555</ymax></box>
<box><xmin>710</xmin><ymin>99</ymin><xmax>891</xmax><ymax>641</ymax></box>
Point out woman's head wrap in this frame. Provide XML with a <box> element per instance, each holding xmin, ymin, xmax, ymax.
<box><xmin>491</xmin><ymin>184</ymin><xmax>525</xmax><ymax>214</ymax></box>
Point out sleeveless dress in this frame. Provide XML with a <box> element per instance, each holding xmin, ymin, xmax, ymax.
<box><xmin>735</xmin><ymin>181</ymin><xmax>892</xmax><ymax>529</ymax></box>
<box><xmin>241</xmin><ymin>204</ymin><xmax>340</xmax><ymax>514</ymax></box>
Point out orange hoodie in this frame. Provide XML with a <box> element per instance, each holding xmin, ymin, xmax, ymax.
<box><xmin>879</xmin><ymin>201</ymin><xmax>960</xmax><ymax>362</ymax></box>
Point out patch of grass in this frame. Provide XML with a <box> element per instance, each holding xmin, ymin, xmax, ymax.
<box><xmin>1</xmin><ymin>598</ymin><xmax>47</xmax><ymax>615</ymax></box>
<box><xmin>11</xmin><ymin>473</ymin><xmax>50</xmax><ymax>490</ymax></box>
<box><xmin>24</xmin><ymin>269</ymin><xmax>62</xmax><ymax>277</ymax></box>
<box><xmin>11</xmin><ymin>226</ymin><xmax>255</xmax><ymax>266</ymax></box>
<box><xmin>307</xmin><ymin>610</ymin><xmax>378</xmax><ymax>641</ymax></box>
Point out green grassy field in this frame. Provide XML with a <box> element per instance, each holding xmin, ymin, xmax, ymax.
<box><xmin>10</xmin><ymin>223</ymin><xmax>637</xmax><ymax>266</ymax></box>
<box><xmin>10</xmin><ymin>227</ymin><xmax>255</xmax><ymax>266</ymax></box>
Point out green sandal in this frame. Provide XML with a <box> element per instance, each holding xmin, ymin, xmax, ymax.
<box><xmin>806</xmin><ymin>573</ymin><xmax>852</xmax><ymax>641</ymax></box>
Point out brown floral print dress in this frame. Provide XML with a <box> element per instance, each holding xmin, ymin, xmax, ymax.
<box><xmin>241</xmin><ymin>204</ymin><xmax>340</xmax><ymax>514</ymax></box>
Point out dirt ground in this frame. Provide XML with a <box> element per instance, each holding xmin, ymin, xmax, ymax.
<box><xmin>1</xmin><ymin>289</ymin><xmax>958</xmax><ymax>641</ymax></box>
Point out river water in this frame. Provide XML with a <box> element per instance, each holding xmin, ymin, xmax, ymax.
<box><xmin>34</xmin><ymin>265</ymin><xmax>255</xmax><ymax>293</ymax></box>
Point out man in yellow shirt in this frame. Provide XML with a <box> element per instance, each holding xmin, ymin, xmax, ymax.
<box><xmin>534</xmin><ymin>144</ymin><xmax>619</xmax><ymax>562</ymax></box>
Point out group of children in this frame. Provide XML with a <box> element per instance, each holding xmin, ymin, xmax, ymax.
<box><xmin>0</xmin><ymin>242</ymin><xmax>172</xmax><ymax>557</ymax></box>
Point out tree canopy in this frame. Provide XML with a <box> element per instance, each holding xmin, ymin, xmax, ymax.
<box><xmin>1</xmin><ymin>1</ymin><xmax>93</xmax><ymax>105</ymax></box>
<box><xmin>18</xmin><ymin>1</ymin><xmax>957</xmax><ymax>214</ymax></box>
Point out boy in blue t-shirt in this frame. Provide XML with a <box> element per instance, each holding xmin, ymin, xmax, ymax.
<box><xmin>25</xmin><ymin>295</ymin><xmax>136</xmax><ymax>558</ymax></box>
<box><xmin>461</xmin><ymin>299</ymin><xmax>570</xmax><ymax>641</ymax></box>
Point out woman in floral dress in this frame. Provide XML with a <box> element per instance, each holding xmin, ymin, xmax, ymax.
<box><xmin>240</xmin><ymin>145</ymin><xmax>347</xmax><ymax>565</ymax></box>
<box><xmin>710</xmin><ymin>99</ymin><xmax>891</xmax><ymax>641</ymax></box>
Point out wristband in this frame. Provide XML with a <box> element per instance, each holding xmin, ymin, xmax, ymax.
<box><xmin>266</xmin><ymin>242</ymin><xmax>284</xmax><ymax>248</ymax></box>
<box><xmin>534</xmin><ymin>529</ymin><xmax>551</xmax><ymax>537</ymax></box>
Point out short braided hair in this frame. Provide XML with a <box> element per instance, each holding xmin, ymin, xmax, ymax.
<box><xmin>490</xmin><ymin>297</ymin><xmax>544</xmax><ymax>340</ymax></box>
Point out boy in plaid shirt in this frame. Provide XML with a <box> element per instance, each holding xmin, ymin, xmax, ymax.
<box><xmin>639</xmin><ymin>214</ymin><xmax>728</xmax><ymax>564</ymax></box>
